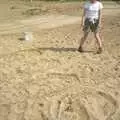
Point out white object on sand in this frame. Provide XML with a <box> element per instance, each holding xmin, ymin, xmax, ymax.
<box><xmin>23</xmin><ymin>32</ymin><xmax>33</xmax><ymax>41</ymax></box>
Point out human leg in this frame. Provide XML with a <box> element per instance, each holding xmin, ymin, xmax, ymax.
<box><xmin>94</xmin><ymin>32</ymin><xmax>103</xmax><ymax>53</ymax></box>
<box><xmin>78</xmin><ymin>31</ymin><xmax>89</xmax><ymax>52</ymax></box>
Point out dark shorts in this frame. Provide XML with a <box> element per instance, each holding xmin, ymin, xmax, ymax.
<box><xmin>83</xmin><ymin>18</ymin><xmax>99</xmax><ymax>33</ymax></box>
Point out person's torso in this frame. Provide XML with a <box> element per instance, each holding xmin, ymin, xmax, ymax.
<box><xmin>84</xmin><ymin>1</ymin><xmax>101</xmax><ymax>19</ymax></box>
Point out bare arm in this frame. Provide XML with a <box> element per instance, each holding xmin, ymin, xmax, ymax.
<box><xmin>81</xmin><ymin>8</ymin><xmax>85</xmax><ymax>27</ymax></box>
<box><xmin>98</xmin><ymin>9</ymin><xmax>102</xmax><ymax>27</ymax></box>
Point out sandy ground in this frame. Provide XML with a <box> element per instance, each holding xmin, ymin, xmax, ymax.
<box><xmin>0</xmin><ymin>0</ymin><xmax>120</xmax><ymax>120</ymax></box>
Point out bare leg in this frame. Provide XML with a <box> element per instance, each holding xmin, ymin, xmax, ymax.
<box><xmin>94</xmin><ymin>32</ymin><xmax>103</xmax><ymax>53</ymax></box>
<box><xmin>78</xmin><ymin>32</ymin><xmax>89</xmax><ymax>52</ymax></box>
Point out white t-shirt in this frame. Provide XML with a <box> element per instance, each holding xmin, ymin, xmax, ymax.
<box><xmin>84</xmin><ymin>1</ymin><xmax>103</xmax><ymax>19</ymax></box>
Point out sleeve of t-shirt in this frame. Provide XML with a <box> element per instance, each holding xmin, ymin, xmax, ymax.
<box><xmin>99</xmin><ymin>2</ymin><xmax>103</xmax><ymax>9</ymax></box>
<box><xmin>84</xmin><ymin>2</ymin><xmax>88</xmax><ymax>9</ymax></box>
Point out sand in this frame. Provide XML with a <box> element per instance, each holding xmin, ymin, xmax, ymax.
<box><xmin>0</xmin><ymin>0</ymin><xmax>120</xmax><ymax>120</ymax></box>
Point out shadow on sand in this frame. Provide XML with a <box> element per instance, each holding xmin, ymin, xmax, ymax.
<box><xmin>0</xmin><ymin>47</ymin><xmax>94</xmax><ymax>58</ymax></box>
<box><xmin>37</xmin><ymin>47</ymin><xmax>93</xmax><ymax>53</ymax></box>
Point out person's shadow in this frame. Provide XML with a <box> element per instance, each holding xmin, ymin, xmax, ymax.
<box><xmin>38</xmin><ymin>47</ymin><xmax>77</xmax><ymax>52</ymax></box>
<box><xmin>21</xmin><ymin>47</ymin><xmax>94</xmax><ymax>54</ymax></box>
<box><xmin>0</xmin><ymin>47</ymin><xmax>93</xmax><ymax>58</ymax></box>
<box><xmin>37</xmin><ymin>47</ymin><xmax>93</xmax><ymax>53</ymax></box>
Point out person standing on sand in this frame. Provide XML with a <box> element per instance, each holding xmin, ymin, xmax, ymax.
<box><xmin>78</xmin><ymin>0</ymin><xmax>103</xmax><ymax>54</ymax></box>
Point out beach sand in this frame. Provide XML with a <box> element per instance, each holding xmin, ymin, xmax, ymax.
<box><xmin>0</xmin><ymin>0</ymin><xmax>120</xmax><ymax>120</ymax></box>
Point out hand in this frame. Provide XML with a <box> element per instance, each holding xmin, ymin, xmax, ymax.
<box><xmin>80</xmin><ymin>23</ymin><xmax>84</xmax><ymax>30</ymax></box>
<box><xmin>98</xmin><ymin>23</ymin><xmax>102</xmax><ymax>29</ymax></box>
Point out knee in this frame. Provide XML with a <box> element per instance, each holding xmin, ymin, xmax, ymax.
<box><xmin>94</xmin><ymin>33</ymin><xmax>99</xmax><ymax>38</ymax></box>
<box><xmin>83</xmin><ymin>33</ymin><xmax>89</xmax><ymax>39</ymax></box>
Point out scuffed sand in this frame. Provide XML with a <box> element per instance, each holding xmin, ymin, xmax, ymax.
<box><xmin>0</xmin><ymin>1</ymin><xmax>120</xmax><ymax>120</ymax></box>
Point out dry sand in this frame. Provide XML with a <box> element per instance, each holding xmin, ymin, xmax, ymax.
<box><xmin>0</xmin><ymin>0</ymin><xmax>120</xmax><ymax>120</ymax></box>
